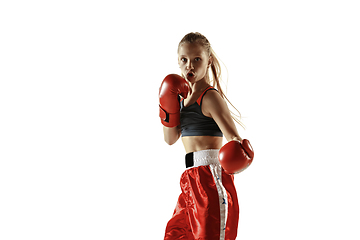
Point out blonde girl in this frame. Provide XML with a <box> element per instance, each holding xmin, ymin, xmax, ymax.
<box><xmin>159</xmin><ymin>32</ymin><xmax>252</xmax><ymax>240</ymax></box>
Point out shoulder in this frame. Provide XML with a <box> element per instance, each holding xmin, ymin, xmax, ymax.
<box><xmin>203</xmin><ymin>88</ymin><xmax>225</xmax><ymax>105</ymax></box>
<box><xmin>202</xmin><ymin>89</ymin><xmax>227</xmax><ymax>117</ymax></box>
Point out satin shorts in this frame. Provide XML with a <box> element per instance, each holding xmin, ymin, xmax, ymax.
<box><xmin>164</xmin><ymin>149</ymin><xmax>239</xmax><ymax>240</ymax></box>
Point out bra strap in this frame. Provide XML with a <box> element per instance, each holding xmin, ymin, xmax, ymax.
<box><xmin>196</xmin><ymin>86</ymin><xmax>215</xmax><ymax>105</ymax></box>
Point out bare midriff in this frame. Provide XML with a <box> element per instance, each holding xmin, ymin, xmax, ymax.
<box><xmin>182</xmin><ymin>136</ymin><xmax>223</xmax><ymax>153</ymax></box>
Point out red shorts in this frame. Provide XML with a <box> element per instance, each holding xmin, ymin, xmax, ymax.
<box><xmin>164</xmin><ymin>149</ymin><xmax>239</xmax><ymax>240</ymax></box>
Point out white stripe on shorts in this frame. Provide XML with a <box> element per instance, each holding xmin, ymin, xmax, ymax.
<box><xmin>191</xmin><ymin>149</ymin><xmax>228</xmax><ymax>240</ymax></box>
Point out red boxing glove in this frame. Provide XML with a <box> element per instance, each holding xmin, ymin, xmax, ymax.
<box><xmin>219</xmin><ymin>139</ymin><xmax>254</xmax><ymax>175</ymax></box>
<box><xmin>159</xmin><ymin>74</ymin><xmax>190</xmax><ymax>127</ymax></box>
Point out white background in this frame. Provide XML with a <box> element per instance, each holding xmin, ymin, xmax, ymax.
<box><xmin>1</xmin><ymin>0</ymin><xmax>359</xmax><ymax>239</ymax></box>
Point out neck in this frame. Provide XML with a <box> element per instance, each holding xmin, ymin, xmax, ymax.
<box><xmin>189</xmin><ymin>78</ymin><xmax>210</xmax><ymax>93</ymax></box>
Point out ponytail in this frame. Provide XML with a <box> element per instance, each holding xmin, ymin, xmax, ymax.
<box><xmin>209</xmin><ymin>48</ymin><xmax>245</xmax><ymax>129</ymax></box>
<box><xmin>178</xmin><ymin>32</ymin><xmax>245</xmax><ymax>129</ymax></box>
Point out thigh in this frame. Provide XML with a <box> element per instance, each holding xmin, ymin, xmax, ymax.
<box><xmin>164</xmin><ymin>193</ymin><xmax>194</xmax><ymax>240</ymax></box>
<box><xmin>181</xmin><ymin>166</ymin><xmax>222</xmax><ymax>239</ymax></box>
<box><xmin>221</xmin><ymin>169</ymin><xmax>239</xmax><ymax>240</ymax></box>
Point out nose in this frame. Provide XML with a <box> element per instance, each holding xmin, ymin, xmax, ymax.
<box><xmin>186</xmin><ymin>60</ymin><xmax>194</xmax><ymax>70</ymax></box>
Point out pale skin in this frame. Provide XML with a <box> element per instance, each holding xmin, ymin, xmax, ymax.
<box><xmin>163</xmin><ymin>42</ymin><xmax>242</xmax><ymax>153</ymax></box>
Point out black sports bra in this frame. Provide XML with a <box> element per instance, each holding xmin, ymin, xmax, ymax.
<box><xmin>180</xmin><ymin>87</ymin><xmax>223</xmax><ymax>137</ymax></box>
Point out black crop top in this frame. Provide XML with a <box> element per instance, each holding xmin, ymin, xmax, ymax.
<box><xmin>180</xmin><ymin>87</ymin><xmax>223</xmax><ymax>137</ymax></box>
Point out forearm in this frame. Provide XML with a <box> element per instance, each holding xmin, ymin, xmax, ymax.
<box><xmin>231</xmin><ymin>135</ymin><xmax>243</xmax><ymax>142</ymax></box>
<box><xmin>163</xmin><ymin>126</ymin><xmax>181</xmax><ymax>145</ymax></box>
<box><xmin>224</xmin><ymin>130</ymin><xmax>242</xmax><ymax>142</ymax></box>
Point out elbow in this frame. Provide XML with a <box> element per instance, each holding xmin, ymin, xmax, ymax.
<box><xmin>163</xmin><ymin>126</ymin><xmax>180</xmax><ymax>145</ymax></box>
<box><xmin>166</xmin><ymin>141</ymin><xmax>175</xmax><ymax>146</ymax></box>
<box><xmin>164</xmin><ymin>137</ymin><xmax>171</xmax><ymax>145</ymax></box>
<box><xmin>164</xmin><ymin>137</ymin><xmax>176</xmax><ymax>146</ymax></box>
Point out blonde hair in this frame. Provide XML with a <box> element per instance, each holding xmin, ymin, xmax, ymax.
<box><xmin>178</xmin><ymin>32</ymin><xmax>245</xmax><ymax>128</ymax></box>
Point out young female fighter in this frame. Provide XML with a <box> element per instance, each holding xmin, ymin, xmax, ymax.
<box><xmin>159</xmin><ymin>32</ymin><xmax>254</xmax><ymax>240</ymax></box>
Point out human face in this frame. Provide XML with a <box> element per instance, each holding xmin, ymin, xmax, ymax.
<box><xmin>178</xmin><ymin>43</ymin><xmax>212</xmax><ymax>85</ymax></box>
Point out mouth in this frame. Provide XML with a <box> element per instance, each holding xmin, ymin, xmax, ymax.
<box><xmin>186</xmin><ymin>72</ymin><xmax>195</xmax><ymax>79</ymax></box>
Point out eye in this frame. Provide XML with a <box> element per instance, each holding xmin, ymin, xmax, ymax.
<box><xmin>195</xmin><ymin>57</ymin><xmax>201</xmax><ymax>61</ymax></box>
<box><xmin>180</xmin><ymin>58</ymin><xmax>187</xmax><ymax>62</ymax></box>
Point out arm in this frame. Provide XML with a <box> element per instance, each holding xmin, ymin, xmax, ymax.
<box><xmin>163</xmin><ymin>126</ymin><xmax>181</xmax><ymax>145</ymax></box>
<box><xmin>202</xmin><ymin>90</ymin><xmax>242</xmax><ymax>142</ymax></box>
<box><xmin>203</xmin><ymin>91</ymin><xmax>254</xmax><ymax>174</ymax></box>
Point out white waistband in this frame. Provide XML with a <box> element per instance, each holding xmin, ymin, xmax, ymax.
<box><xmin>190</xmin><ymin>149</ymin><xmax>220</xmax><ymax>168</ymax></box>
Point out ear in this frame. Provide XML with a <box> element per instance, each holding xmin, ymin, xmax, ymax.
<box><xmin>208</xmin><ymin>55</ymin><xmax>213</xmax><ymax>67</ymax></box>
